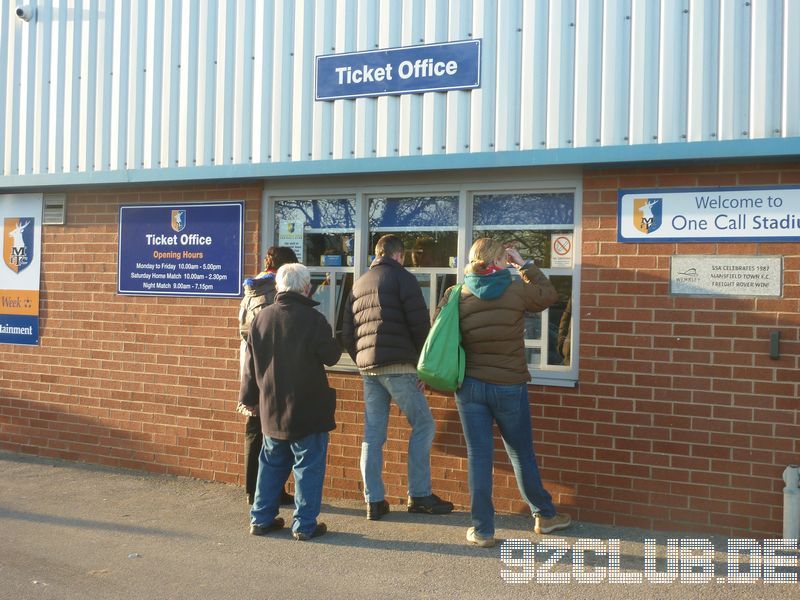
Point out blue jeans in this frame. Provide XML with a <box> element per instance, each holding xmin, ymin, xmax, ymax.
<box><xmin>361</xmin><ymin>373</ymin><xmax>435</xmax><ymax>502</ymax></box>
<box><xmin>250</xmin><ymin>432</ymin><xmax>329</xmax><ymax>537</ymax></box>
<box><xmin>455</xmin><ymin>377</ymin><xmax>556</xmax><ymax>537</ymax></box>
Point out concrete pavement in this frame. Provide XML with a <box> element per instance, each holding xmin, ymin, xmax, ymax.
<box><xmin>0</xmin><ymin>451</ymin><xmax>795</xmax><ymax>599</ymax></box>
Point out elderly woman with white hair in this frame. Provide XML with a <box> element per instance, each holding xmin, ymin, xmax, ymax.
<box><xmin>239</xmin><ymin>263</ymin><xmax>341</xmax><ymax>541</ymax></box>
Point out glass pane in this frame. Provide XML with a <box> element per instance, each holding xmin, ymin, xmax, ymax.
<box><xmin>436</xmin><ymin>274</ymin><xmax>459</xmax><ymax>306</ymax></box>
<box><xmin>414</xmin><ymin>273</ymin><xmax>432</xmax><ymax>309</ymax></box>
<box><xmin>525</xmin><ymin>347</ymin><xmax>542</xmax><ymax>367</ymax></box>
<box><xmin>547</xmin><ymin>276</ymin><xmax>573</xmax><ymax>366</ymax></box>
<box><xmin>274</xmin><ymin>198</ymin><xmax>356</xmax><ymax>268</ymax></box>
<box><xmin>310</xmin><ymin>273</ymin><xmax>332</xmax><ymax>316</ymax></box>
<box><xmin>368</xmin><ymin>195</ymin><xmax>459</xmax><ymax>268</ymax></box>
<box><xmin>473</xmin><ymin>192</ymin><xmax>574</xmax><ymax>227</ymax></box>
<box><xmin>333</xmin><ymin>272</ymin><xmax>354</xmax><ymax>347</ymax></box>
<box><xmin>472</xmin><ymin>193</ymin><xmax>575</xmax><ymax>269</ymax></box>
<box><xmin>369</xmin><ymin>195</ymin><xmax>458</xmax><ymax>230</ymax></box>
<box><xmin>470</xmin><ymin>228</ymin><xmax>573</xmax><ymax>269</ymax></box>
<box><xmin>276</xmin><ymin>198</ymin><xmax>356</xmax><ymax>230</ymax></box>
<box><xmin>524</xmin><ymin>311</ymin><xmax>542</xmax><ymax>340</ymax></box>
<box><xmin>366</xmin><ymin>231</ymin><xmax>458</xmax><ymax>268</ymax></box>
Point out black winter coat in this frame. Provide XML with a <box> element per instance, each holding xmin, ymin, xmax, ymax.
<box><xmin>341</xmin><ymin>257</ymin><xmax>430</xmax><ymax>370</ymax></box>
<box><xmin>239</xmin><ymin>291</ymin><xmax>341</xmax><ymax>441</ymax></box>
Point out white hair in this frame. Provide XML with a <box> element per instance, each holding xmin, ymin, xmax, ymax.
<box><xmin>276</xmin><ymin>263</ymin><xmax>310</xmax><ymax>293</ymax></box>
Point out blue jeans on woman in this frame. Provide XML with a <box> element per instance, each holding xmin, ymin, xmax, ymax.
<box><xmin>455</xmin><ymin>376</ymin><xmax>556</xmax><ymax>537</ymax></box>
<box><xmin>250</xmin><ymin>432</ymin><xmax>329</xmax><ymax>537</ymax></box>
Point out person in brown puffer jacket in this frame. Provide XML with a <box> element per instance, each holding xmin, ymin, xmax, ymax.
<box><xmin>436</xmin><ymin>237</ymin><xmax>572</xmax><ymax>547</ymax></box>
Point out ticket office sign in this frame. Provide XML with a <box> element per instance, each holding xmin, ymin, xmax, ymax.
<box><xmin>618</xmin><ymin>186</ymin><xmax>800</xmax><ymax>242</ymax></box>
<box><xmin>316</xmin><ymin>39</ymin><xmax>481</xmax><ymax>100</ymax></box>
<box><xmin>1</xmin><ymin>194</ymin><xmax>43</xmax><ymax>345</ymax></box>
<box><xmin>118</xmin><ymin>203</ymin><xmax>243</xmax><ymax>297</ymax></box>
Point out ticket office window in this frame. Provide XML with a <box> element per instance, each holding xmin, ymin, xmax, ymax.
<box><xmin>270</xmin><ymin>188</ymin><xmax>578</xmax><ymax>384</ymax></box>
<box><xmin>367</xmin><ymin>195</ymin><xmax>459</xmax><ymax>316</ymax></box>
<box><xmin>471</xmin><ymin>192</ymin><xmax>576</xmax><ymax>382</ymax></box>
<box><xmin>273</xmin><ymin>198</ymin><xmax>355</xmax><ymax>362</ymax></box>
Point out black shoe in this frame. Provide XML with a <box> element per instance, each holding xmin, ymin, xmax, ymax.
<box><xmin>366</xmin><ymin>499</ymin><xmax>390</xmax><ymax>521</ymax></box>
<box><xmin>292</xmin><ymin>522</ymin><xmax>327</xmax><ymax>541</ymax></box>
<box><xmin>280</xmin><ymin>489</ymin><xmax>294</xmax><ymax>506</ymax></box>
<box><xmin>249</xmin><ymin>517</ymin><xmax>284</xmax><ymax>536</ymax></box>
<box><xmin>407</xmin><ymin>493</ymin><xmax>454</xmax><ymax>515</ymax></box>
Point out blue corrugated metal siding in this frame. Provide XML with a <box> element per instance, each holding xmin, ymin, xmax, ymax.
<box><xmin>0</xmin><ymin>0</ymin><xmax>798</xmax><ymax>186</ymax></box>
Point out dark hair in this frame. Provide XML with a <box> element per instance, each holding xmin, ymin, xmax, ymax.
<box><xmin>264</xmin><ymin>246</ymin><xmax>298</xmax><ymax>271</ymax></box>
<box><xmin>411</xmin><ymin>237</ymin><xmax>437</xmax><ymax>267</ymax></box>
<box><xmin>375</xmin><ymin>235</ymin><xmax>404</xmax><ymax>258</ymax></box>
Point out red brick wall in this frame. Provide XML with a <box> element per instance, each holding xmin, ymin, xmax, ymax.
<box><xmin>1</xmin><ymin>185</ymin><xmax>263</xmax><ymax>483</ymax></box>
<box><xmin>553</xmin><ymin>161</ymin><xmax>800</xmax><ymax>535</ymax></box>
<box><xmin>2</xmin><ymin>164</ymin><xmax>799</xmax><ymax>537</ymax></box>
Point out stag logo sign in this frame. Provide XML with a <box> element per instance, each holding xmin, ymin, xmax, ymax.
<box><xmin>3</xmin><ymin>217</ymin><xmax>34</xmax><ymax>274</ymax></box>
<box><xmin>619</xmin><ymin>186</ymin><xmax>800</xmax><ymax>242</ymax></box>
<box><xmin>633</xmin><ymin>198</ymin><xmax>663</xmax><ymax>235</ymax></box>
<box><xmin>1</xmin><ymin>194</ymin><xmax>43</xmax><ymax>346</ymax></box>
<box><xmin>171</xmin><ymin>210</ymin><xmax>186</xmax><ymax>233</ymax></box>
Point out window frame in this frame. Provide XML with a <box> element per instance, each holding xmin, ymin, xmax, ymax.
<box><xmin>263</xmin><ymin>173</ymin><xmax>581</xmax><ymax>387</ymax></box>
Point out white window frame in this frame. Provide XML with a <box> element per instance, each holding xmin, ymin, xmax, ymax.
<box><xmin>262</xmin><ymin>170</ymin><xmax>581</xmax><ymax>387</ymax></box>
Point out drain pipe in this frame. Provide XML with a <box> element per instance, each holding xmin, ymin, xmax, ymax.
<box><xmin>783</xmin><ymin>465</ymin><xmax>800</xmax><ymax>539</ymax></box>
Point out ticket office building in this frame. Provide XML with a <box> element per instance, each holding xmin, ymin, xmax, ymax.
<box><xmin>4</xmin><ymin>158</ymin><xmax>797</xmax><ymax>539</ymax></box>
<box><xmin>1</xmin><ymin>1</ymin><xmax>799</xmax><ymax>537</ymax></box>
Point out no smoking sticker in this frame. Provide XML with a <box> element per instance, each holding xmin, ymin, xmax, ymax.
<box><xmin>551</xmin><ymin>233</ymin><xmax>573</xmax><ymax>268</ymax></box>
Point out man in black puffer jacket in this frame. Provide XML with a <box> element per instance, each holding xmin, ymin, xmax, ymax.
<box><xmin>342</xmin><ymin>235</ymin><xmax>454</xmax><ymax>521</ymax></box>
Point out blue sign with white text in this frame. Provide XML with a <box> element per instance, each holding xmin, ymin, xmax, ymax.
<box><xmin>316</xmin><ymin>40</ymin><xmax>481</xmax><ymax>101</ymax></box>
<box><xmin>118</xmin><ymin>202</ymin><xmax>244</xmax><ymax>297</ymax></box>
<box><xmin>0</xmin><ymin>314</ymin><xmax>38</xmax><ymax>345</ymax></box>
<box><xmin>618</xmin><ymin>186</ymin><xmax>800</xmax><ymax>242</ymax></box>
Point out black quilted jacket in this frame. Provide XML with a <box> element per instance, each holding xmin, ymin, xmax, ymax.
<box><xmin>341</xmin><ymin>257</ymin><xmax>430</xmax><ymax>370</ymax></box>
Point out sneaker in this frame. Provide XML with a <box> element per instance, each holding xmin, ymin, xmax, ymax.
<box><xmin>407</xmin><ymin>493</ymin><xmax>454</xmax><ymax>515</ymax></box>
<box><xmin>466</xmin><ymin>527</ymin><xmax>496</xmax><ymax>548</ymax></box>
<box><xmin>249</xmin><ymin>517</ymin><xmax>284</xmax><ymax>536</ymax></box>
<box><xmin>292</xmin><ymin>522</ymin><xmax>327</xmax><ymax>541</ymax></box>
<box><xmin>366</xmin><ymin>499</ymin><xmax>390</xmax><ymax>521</ymax></box>
<box><xmin>534</xmin><ymin>512</ymin><xmax>572</xmax><ymax>535</ymax></box>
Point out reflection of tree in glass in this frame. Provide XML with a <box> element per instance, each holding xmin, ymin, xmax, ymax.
<box><xmin>275</xmin><ymin>200</ymin><xmax>355</xmax><ymax>267</ymax></box>
<box><xmin>473</xmin><ymin>193</ymin><xmax>574</xmax><ymax>226</ymax></box>
<box><xmin>472</xmin><ymin>229</ymin><xmax>559</xmax><ymax>265</ymax></box>
<box><xmin>275</xmin><ymin>199</ymin><xmax>355</xmax><ymax>230</ymax></box>
<box><xmin>547</xmin><ymin>276</ymin><xmax>572</xmax><ymax>366</ymax></box>
<box><xmin>369</xmin><ymin>196</ymin><xmax>458</xmax><ymax>229</ymax></box>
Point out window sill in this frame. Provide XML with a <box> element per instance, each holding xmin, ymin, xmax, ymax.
<box><xmin>530</xmin><ymin>374</ymin><xmax>578</xmax><ymax>388</ymax></box>
<box><xmin>326</xmin><ymin>360</ymin><xmax>578</xmax><ymax>388</ymax></box>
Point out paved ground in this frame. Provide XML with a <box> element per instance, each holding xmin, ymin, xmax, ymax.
<box><xmin>1</xmin><ymin>451</ymin><xmax>796</xmax><ymax>599</ymax></box>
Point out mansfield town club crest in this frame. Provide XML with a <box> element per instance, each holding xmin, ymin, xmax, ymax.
<box><xmin>633</xmin><ymin>197</ymin><xmax>663</xmax><ymax>234</ymax></box>
<box><xmin>171</xmin><ymin>210</ymin><xmax>186</xmax><ymax>232</ymax></box>
<box><xmin>3</xmin><ymin>217</ymin><xmax>34</xmax><ymax>273</ymax></box>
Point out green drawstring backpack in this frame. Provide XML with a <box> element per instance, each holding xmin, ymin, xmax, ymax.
<box><xmin>417</xmin><ymin>285</ymin><xmax>465</xmax><ymax>392</ymax></box>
